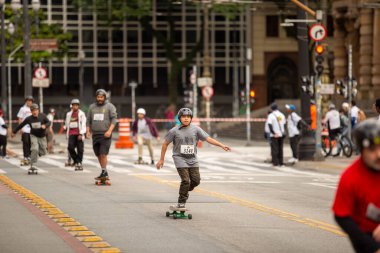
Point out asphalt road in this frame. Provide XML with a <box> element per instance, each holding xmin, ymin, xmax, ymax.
<box><xmin>0</xmin><ymin>137</ymin><xmax>353</xmax><ymax>253</ymax></box>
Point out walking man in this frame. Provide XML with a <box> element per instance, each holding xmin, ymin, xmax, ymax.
<box><xmin>65</xmin><ymin>99</ymin><xmax>86</xmax><ymax>170</ymax></box>
<box><xmin>17</xmin><ymin>96</ymin><xmax>34</xmax><ymax>165</ymax></box>
<box><xmin>86</xmin><ymin>89</ymin><xmax>117</xmax><ymax>180</ymax></box>
<box><xmin>267</xmin><ymin>103</ymin><xmax>286</xmax><ymax>167</ymax></box>
<box><xmin>12</xmin><ymin>104</ymin><xmax>50</xmax><ymax>172</ymax></box>
<box><xmin>132</xmin><ymin>108</ymin><xmax>159</xmax><ymax>165</ymax></box>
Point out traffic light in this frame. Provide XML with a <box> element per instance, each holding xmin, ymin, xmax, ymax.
<box><xmin>314</xmin><ymin>43</ymin><xmax>325</xmax><ymax>76</ymax></box>
<box><xmin>249</xmin><ymin>89</ymin><xmax>256</xmax><ymax>104</ymax></box>
<box><xmin>183</xmin><ymin>89</ymin><xmax>193</xmax><ymax>106</ymax></box>
<box><xmin>336</xmin><ymin>79</ymin><xmax>347</xmax><ymax>98</ymax></box>
<box><xmin>240</xmin><ymin>90</ymin><xmax>246</xmax><ymax>105</ymax></box>
<box><xmin>301</xmin><ymin>76</ymin><xmax>313</xmax><ymax>96</ymax></box>
<box><xmin>351</xmin><ymin>78</ymin><xmax>358</xmax><ymax>98</ymax></box>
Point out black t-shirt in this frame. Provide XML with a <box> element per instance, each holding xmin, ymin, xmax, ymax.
<box><xmin>13</xmin><ymin>113</ymin><xmax>51</xmax><ymax>138</ymax></box>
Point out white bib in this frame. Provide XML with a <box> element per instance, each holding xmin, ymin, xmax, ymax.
<box><xmin>180</xmin><ymin>145</ymin><xmax>195</xmax><ymax>155</ymax></box>
<box><xmin>93</xmin><ymin>113</ymin><xmax>104</xmax><ymax>121</ymax></box>
<box><xmin>69</xmin><ymin>122</ymin><xmax>78</xmax><ymax>128</ymax></box>
<box><xmin>31</xmin><ymin>122</ymin><xmax>41</xmax><ymax>129</ymax></box>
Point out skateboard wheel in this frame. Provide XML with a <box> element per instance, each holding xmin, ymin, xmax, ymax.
<box><xmin>173</xmin><ymin>213</ymin><xmax>177</xmax><ymax>219</ymax></box>
<box><xmin>188</xmin><ymin>214</ymin><xmax>192</xmax><ymax>219</ymax></box>
<box><xmin>106</xmin><ymin>181</ymin><xmax>111</xmax><ymax>186</ymax></box>
<box><xmin>166</xmin><ymin>211</ymin><xmax>170</xmax><ymax>217</ymax></box>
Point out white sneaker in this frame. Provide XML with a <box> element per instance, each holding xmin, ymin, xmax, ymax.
<box><xmin>294</xmin><ymin>159</ymin><xmax>299</xmax><ymax>163</ymax></box>
<box><xmin>288</xmin><ymin>158</ymin><xmax>296</xmax><ymax>163</ymax></box>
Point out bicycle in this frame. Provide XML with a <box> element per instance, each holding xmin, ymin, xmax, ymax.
<box><xmin>321</xmin><ymin>128</ymin><xmax>353</xmax><ymax>158</ymax></box>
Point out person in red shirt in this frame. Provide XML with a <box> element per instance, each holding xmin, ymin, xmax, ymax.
<box><xmin>333</xmin><ymin>119</ymin><xmax>380</xmax><ymax>253</ymax></box>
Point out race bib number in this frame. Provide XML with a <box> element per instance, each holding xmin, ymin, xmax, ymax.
<box><xmin>180</xmin><ymin>145</ymin><xmax>195</xmax><ymax>155</ymax></box>
<box><xmin>93</xmin><ymin>113</ymin><xmax>104</xmax><ymax>121</ymax></box>
<box><xmin>69</xmin><ymin>122</ymin><xmax>78</xmax><ymax>128</ymax></box>
<box><xmin>31</xmin><ymin>122</ymin><xmax>41</xmax><ymax>129</ymax></box>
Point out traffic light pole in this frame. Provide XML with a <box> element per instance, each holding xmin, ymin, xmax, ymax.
<box><xmin>192</xmin><ymin>65</ymin><xmax>198</xmax><ymax>118</ymax></box>
<box><xmin>314</xmin><ymin>75</ymin><xmax>324</xmax><ymax>160</ymax></box>
<box><xmin>348</xmin><ymin>44</ymin><xmax>353</xmax><ymax>139</ymax></box>
<box><xmin>245</xmin><ymin>7</ymin><xmax>252</xmax><ymax>146</ymax></box>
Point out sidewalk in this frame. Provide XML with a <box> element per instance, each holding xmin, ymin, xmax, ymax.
<box><xmin>0</xmin><ymin>181</ymin><xmax>88</xmax><ymax>253</ymax></box>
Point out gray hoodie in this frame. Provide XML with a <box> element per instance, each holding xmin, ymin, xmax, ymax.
<box><xmin>87</xmin><ymin>102</ymin><xmax>117</xmax><ymax>135</ymax></box>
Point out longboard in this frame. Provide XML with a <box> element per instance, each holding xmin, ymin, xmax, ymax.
<box><xmin>95</xmin><ymin>177</ymin><xmax>111</xmax><ymax>186</ymax></box>
<box><xmin>28</xmin><ymin>167</ymin><xmax>38</xmax><ymax>175</ymax></box>
<box><xmin>166</xmin><ymin>205</ymin><xmax>192</xmax><ymax>219</ymax></box>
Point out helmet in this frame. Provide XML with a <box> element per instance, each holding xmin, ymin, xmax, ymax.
<box><xmin>30</xmin><ymin>103</ymin><xmax>39</xmax><ymax>110</ymax></box>
<box><xmin>137</xmin><ymin>108</ymin><xmax>146</xmax><ymax>115</ymax></box>
<box><xmin>285</xmin><ymin>104</ymin><xmax>296</xmax><ymax>111</ymax></box>
<box><xmin>354</xmin><ymin>119</ymin><xmax>380</xmax><ymax>152</ymax></box>
<box><xmin>96</xmin><ymin>89</ymin><xmax>107</xmax><ymax>98</ymax></box>
<box><xmin>49</xmin><ymin>108</ymin><xmax>55</xmax><ymax>113</ymax></box>
<box><xmin>329</xmin><ymin>104</ymin><xmax>336</xmax><ymax>110</ymax></box>
<box><xmin>177</xmin><ymin>108</ymin><xmax>193</xmax><ymax>119</ymax></box>
<box><xmin>71</xmin><ymin>99</ymin><xmax>80</xmax><ymax>105</ymax></box>
<box><xmin>25</xmin><ymin>96</ymin><xmax>34</xmax><ymax>102</ymax></box>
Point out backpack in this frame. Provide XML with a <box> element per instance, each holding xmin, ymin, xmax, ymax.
<box><xmin>357</xmin><ymin>110</ymin><xmax>367</xmax><ymax>123</ymax></box>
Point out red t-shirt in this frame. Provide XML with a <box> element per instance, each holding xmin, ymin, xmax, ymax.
<box><xmin>333</xmin><ymin>158</ymin><xmax>380</xmax><ymax>232</ymax></box>
<box><xmin>68</xmin><ymin>111</ymin><xmax>80</xmax><ymax>136</ymax></box>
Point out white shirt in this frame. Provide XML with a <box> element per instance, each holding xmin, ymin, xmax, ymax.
<box><xmin>0</xmin><ymin>117</ymin><xmax>7</xmax><ymax>136</ymax></box>
<box><xmin>17</xmin><ymin>105</ymin><xmax>31</xmax><ymax>133</ymax></box>
<box><xmin>268</xmin><ymin>110</ymin><xmax>286</xmax><ymax>137</ymax></box>
<box><xmin>324</xmin><ymin>110</ymin><xmax>341</xmax><ymax>130</ymax></box>
<box><xmin>264</xmin><ymin>118</ymin><xmax>270</xmax><ymax>134</ymax></box>
<box><xmin>47</xmin><ymin>113</ymin><xmax>54</xmax><ymax>128</ymax></box>
<box><xmin>287</xmin><ymin>112</ymin><xmax>302</xmax><ymax>138</ymax></box>
<box><xmin>137</xmin><ymin>118</ymin><xmax>152</xmax><ymax>140</ymax></box>
<box><xmin>351</xmin><ymin>106</ymin><xmax>359</xmax><ymax>119</ymax></box>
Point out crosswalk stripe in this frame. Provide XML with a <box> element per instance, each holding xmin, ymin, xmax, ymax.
<box><xmin>0</xmin><ymin>169</ymin><xmax>6</xmax><ymax>174</ymax></box>
<box><xmin>4</xmin><ymin>158</ymin><xmax>48</xmax><ymax>173</ymax></box>
<box><xmin>38</xmin><ymin>157</ymin><xmax>91</xmax><ymax>173</ymax></box>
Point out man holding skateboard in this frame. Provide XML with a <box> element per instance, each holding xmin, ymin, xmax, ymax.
<box><xmin>17</xmin><ymin>96</ymin><xmax>34</xmax><ymax>165</ymax></box>
<box><xmin>12</xmin><ymin>104</ymin><xmax>51</xmax><ymax>173</ymax></box>
<box><xmin>86</xmin><ymin>89</ymin><xmax>117</xmax><ymax>182</ymax></box>
<box><xmin>156</xmin><ymin>108</ymin><xmax>231</xmax><ymax>209</ymax></box>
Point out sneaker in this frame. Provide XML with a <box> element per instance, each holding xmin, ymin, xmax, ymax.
<box><xmin>294</xmin><ymin>159</ymin><xmax>299</xmax><ymax>163</ymax></box>
<box><xmin>95</xmin><ymin>170</ymin><xmax>108</xmax><ymax>180</ymax></box>
<box><xmin>287</xmin><ymin>158</ymin><xmax>295</xmax><ymax>163</ymax></box>
<box><xmin>177</xmin><ymin>203</ymin><xmax>186</xmax><ymax>208</ymax></box>
<box><xmin>151</xmin><ymin>160</ymin><xmax>155</xmax><ymax>165</ymax></box>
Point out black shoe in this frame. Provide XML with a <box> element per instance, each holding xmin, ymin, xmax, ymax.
<box><xmin>95</xmin><ymin>170</ymin><xmax>108</xmax><ymax>180</ymax></box>
<box><xmin>151</xmin><ymin>160</ymin><xmax>155</xmax><ymax>165</ymax></box>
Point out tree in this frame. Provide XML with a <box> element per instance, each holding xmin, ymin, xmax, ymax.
<box><xmin>4</xmin><ymin>5</ymin><xmax>72</xmax><ymax>62</ymax></box>
<box><xmin>73</xmin><ymin>0</ymin><xmax>242</xmax><ymax>105</ymax></box>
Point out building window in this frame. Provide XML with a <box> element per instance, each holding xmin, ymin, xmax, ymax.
<box><xmin>266</xmin><ymin>15</ymin><xmax>279</xmax><ymax>37</ymax></box>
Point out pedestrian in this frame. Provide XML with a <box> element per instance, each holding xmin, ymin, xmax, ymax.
<box><xmin>264</xmin><ymin>110</ymin><xmax>272</xmax><ymax>163</ymax></box>
<box><xmin>156</xmin><ymin>108</ymin><xmax>231</xmax><ymax>208</ymax></box>
<box><xmin>17</xmin><ymin>96</ymin><xmax>34</xmax><ymax>165</ymax></box>
<box><xmin>64</xmin><ymin>104</ymin><xmax>74</xmax><ymax>167</ymax></box>
<box><xmin>323</xmin><ymin>104</ymin><xmax>341</xmax><ymax>141</ymax></box>
<box><xmin>285</xmin><ymin>104</ymin><xmax>308</xmax><ymax>163</ymax></box>
<box><xmin>164</xmin><ymin>104</ymin><xmax>176</xmax><ymax>130</ymax></box>
<box><xmin>267</xmin><ymin>103</ymin><xmax>286</xmax><ymax>167</ymax></box>
<box><xmin>11</xmin><ymin>104</ymin><xmax>50</xmax><ymax>172</ymax></box>
<box><xmin>65</xmin><ymin>99</ymin><xmax>86</xmax><ymax>170</ymax></box>
<box><xmin>332</xmin><ymin>119</ymin><xmax>380</xmax><ymax>253</ymax></box>
<box><xmin>132</xmin><ymin>108</ymin><xmax>159</xmax><ymax>165</ymax></box>
<box><xmin>86</xmin><ymin>89</ymin><xmax>117</xmax><ymax>181</ymax></box>
<box><xmin>0</xmin><ymin>109</ymin><xmax>8</xmax><ymax>158</ymax></box>
<box><xmin>46</xmin><ymin>108</ymin><xmax>56</xmax><ymax>154</ymax></box>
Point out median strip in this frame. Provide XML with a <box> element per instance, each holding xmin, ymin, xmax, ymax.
<box><xmin>0</xmin><ymin>175</ymin><xmax>123</xmax><ymax>253</ymax></box>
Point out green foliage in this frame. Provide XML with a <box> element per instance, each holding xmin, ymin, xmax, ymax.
<box><xmin>4</xmin><ymin>5</ymin><xmax>71</xmax><ymax>62</ymax></box>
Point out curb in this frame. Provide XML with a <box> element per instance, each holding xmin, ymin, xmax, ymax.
<box><xmin>0</xmin><ymin>175</ymin><xmax>122</xmax><ymax>253</ymax></box>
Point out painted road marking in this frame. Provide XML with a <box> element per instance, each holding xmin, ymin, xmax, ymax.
<box><xmin>134</xmin><ymin>174</ymin><xmax>346</xmax><ymax>237</ymax></box>
<box><xmin>4</xmin><ymin>158</ymin><xmax>48</xmax><ymax>173</ymax></box>
<box><xmin>39</xmin><ymin>157</ymin><xmax>91</xmax><ymax>173</ymax></box>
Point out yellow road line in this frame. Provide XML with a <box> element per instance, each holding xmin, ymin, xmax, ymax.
<box><xmin>134</xmin><ymin>174</ymin><xmax>346</xmax><ymax>237</ymax></box>
<box><xmin>0</xmin><ymin>175</ymin><xmax>123</xmax><ymax>253</ymax></box>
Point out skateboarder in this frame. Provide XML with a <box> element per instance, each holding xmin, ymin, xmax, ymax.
<box><xmin>11</xmin><ymin>104</ymin><xmax>51</xmax><ymax>173</ymax></box>
<box><xmin>65</xmin><ymin>99</ymin><xmax>87</xmax><ymax>170</ymax></box>
<box><xmin>156</xmin><ymin>108</ymin><xmax>231</xmax><ymax>208</ymax></box>
<box><xmin>132</xmin><ymin>108</ymin><xmax>159</xmax><ymax>165</ymax></box>
<box><xmin>86</xmin><ymin>89</ymin><xmax>117</xmax><ymax>181</ymax></box>
<box><xmin>0</xmin><ymin>109</ymin><xmax>8</xmax><ymax>158</ymax></box>
<box><xmin>17</xmin><ymin>96</ymin><xmax>34</xmax><ymax>165</ymax></box>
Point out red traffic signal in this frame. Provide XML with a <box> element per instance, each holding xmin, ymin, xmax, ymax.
<box><xmin>250</xmin><ymin>90</ymin><xmax>255</xmax><ymax>98</ymax></box>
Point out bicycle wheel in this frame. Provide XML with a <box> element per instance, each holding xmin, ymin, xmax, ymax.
<box><xmin>341</xmin><ymin>136</ymin><xmax>353</xmax><ymax>158</ymax></box>
<box><xmin>322</xmin><ymin>135</ymin><xmax>332</xmax><ymax>157</ymax></box>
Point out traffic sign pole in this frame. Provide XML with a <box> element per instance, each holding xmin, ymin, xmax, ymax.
<box><xmin>191</xmin><ymin>66</ymin><xmax>198</xmax><ymax>118</ymax></box>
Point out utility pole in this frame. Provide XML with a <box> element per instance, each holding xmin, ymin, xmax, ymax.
<box><xmin>23</xmin><ymin>0</ymin><xmax>32</xmax><ymax>97</ymax></box>
<box><xmin>347</xmin><ymin>44</ymin><xmax>353</xmax><ymax>138</ymax></box>
<box><xmin>1</xmin><ymin>1</ymin><xmax>6</xmax><ymax>117</ymax></box>
<box><xmin>192</xmin><ymin>66</ymin><xmax>198</xmax><ymax>118</ymax></box>
<box><xmin>245</xmin><ymin>7</ymin><xmax>252</xmax><ymax>146</ymax></box>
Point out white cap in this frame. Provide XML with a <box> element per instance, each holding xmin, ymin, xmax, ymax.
<box><xmin>137</xmin><ymin>108</ymin><xmax>146</xmax><ymax>115</ymax></box>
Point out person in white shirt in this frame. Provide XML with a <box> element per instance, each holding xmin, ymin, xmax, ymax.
<box><xmin>264</xmin><ymin>110</ymin><xmax>272</xmax><ymax>163</ymax></box>
<box><xmin>350</xmin><ymin>101</ymin><xmax>360</xmax><ymax>128</ymax></box>
<box><xmin>323</xmin><ymin>103</ymin><xmax>341</xmax><ymax>141</ymax></box>
<box><xmin>17</xmin><ymin>96</ymin><xmax>34</xmax><ymax>165</ymax></box>
<box><xmin>267</xmin><ymin>103</ymin><xmax>286</xmax><ymax>167</ymax></box>
<box><xmin>0</xmin><ymin>110</ymin><xmax>8</xmax><ymax>158</ymax></box>
<box><xmin>285</xmin><ymin>104</ymin><xmax>308</xmax><ymax>163</ymax></box>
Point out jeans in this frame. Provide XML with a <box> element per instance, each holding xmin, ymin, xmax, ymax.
<box><xmin>270</xmin><ymin>137</ymin><xmax>284</xmax><ymax>166</ymax></box>
<box><xmin>68</xmin><ymin>135</ymin><xmax>84</xmax><ymax>164</ymax></box>
<box><xmin>177</xmin><ymin>167</ymin><xmax>201</xmax><ymax>204</ymax></box>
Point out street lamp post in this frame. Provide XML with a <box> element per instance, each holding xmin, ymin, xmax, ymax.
<box><xmin>23</xmin><ymin>0</ymin><xmax>32</xmax><ymax>97</ymax></box>
<box><xmin>0</xmin><ymin>0</ymin><xmax>6</xmax><ymax>117</ymax></box>
<box><xmin>11</xmin><ymin>0</ymin><xmax>21</xmax><ymax>37</ymax></box>
<box><xmin>129</xmin><ymin>81</ymin><xmax>138</xmax><ymax>121</ymax></box>
<box><xmin>78</xmin><ymin>50</ymin><xmax>85</xmax><ymax>103</ymax></box>
<box><xmin>32</xmin><ymin>0</ymin><xmax>40</xmax><ymax>35</ymax></box>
